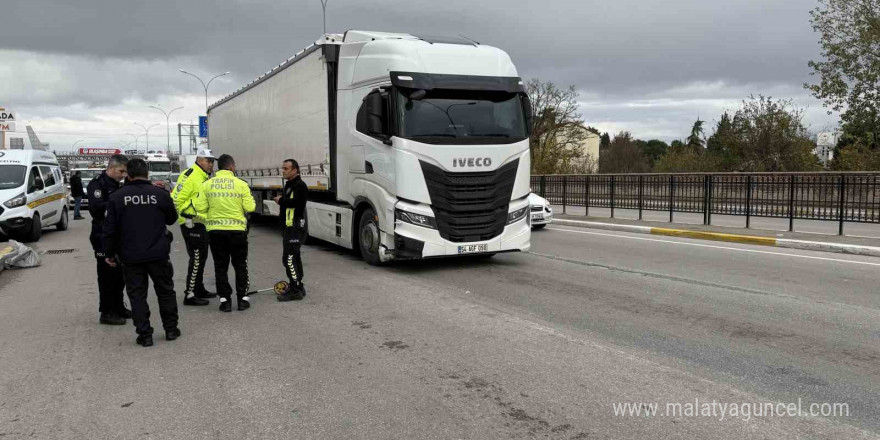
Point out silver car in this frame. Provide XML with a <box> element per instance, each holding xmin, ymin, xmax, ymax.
<box><xmin>528</xmin><ymin>193</ymin><xmax>553</xmax><ymax>229</ymax></box>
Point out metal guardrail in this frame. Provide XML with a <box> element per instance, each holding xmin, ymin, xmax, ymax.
<box><xmin>531</xmin><ymin>173</ymin><xmax>880</xmax><ymax>235</ymax></box>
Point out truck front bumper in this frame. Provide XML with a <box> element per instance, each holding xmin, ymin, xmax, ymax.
<box><xmin>393</xmin><ymin>218</ymin><xmax>531</xmax><ymax>259</ymax></box>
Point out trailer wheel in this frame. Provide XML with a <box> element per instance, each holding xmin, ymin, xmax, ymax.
<box><xmin>357</xmin><ymin>208</ymin><xmax>382</xmax><ymax>266</ymax></box>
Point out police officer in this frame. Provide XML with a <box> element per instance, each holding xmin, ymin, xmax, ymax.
<box><xmin>171</xmin><ymin>148</ymin><xmax>217</xmax><ymax>306</ymax></box>
<box><xmin>87</xmin><ymin>154</ymin><xmax>130</xmax><ymax>325</ymax></box>
<box><xmin>193</xmin><ymin>154</ymin><xmax>256</xmax><ymax>312</ymax></box>
<box><xmin>102</xmin><ymin>159</ymin><xmax>180</xmax><ymax>347</ymax></box>
<box><xmin>274</xmin><ymin>159</ymin><xmax>308</xmax><ymax>301</ymax></box>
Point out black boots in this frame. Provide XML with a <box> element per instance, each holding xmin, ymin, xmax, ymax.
<box><xmin>100</xmin><ymin>312</ymin><xmax>126</xmax><ymax>325</ymax></box>
<box><xmin>136</xmin><ymin>334</ymin><xmax>154</xmax><ymax>347</ymax></box>
<box><xmin>195</xmin><ymin>289</ymin><xmax>217</xmax><ymax>299</ymax></box>
<box><xmin>237</xmin><ymin>297</ymin><xmax>250</xmax><ymax>311</ymax></box>
<box><xmin>219</xmin><ymin>298</ymin><xmax>232</xmax><ymax>313</ymax></box>
<box><xmin>277</xmin><ymin>283</ymin><xmax>305</xmax><ymax>302</ymax></box>
<box><xmin>166</xmin><ymin>328</ymin><xmax>181</xmax><ymax>341</ymax></box>
<box><xmin>184</xmin><ymin>295</ymin><xmax>210</xmax><ymax>306</ymax></box>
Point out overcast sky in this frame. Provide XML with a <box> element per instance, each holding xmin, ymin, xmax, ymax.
<box><xmin>0</xmin><ymin>0</ymin><xmax>836</xmax><ymax>151</ymax></box>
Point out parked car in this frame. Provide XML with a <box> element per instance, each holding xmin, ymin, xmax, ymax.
<box><xmin>67</xmin><ymin>168</ymin><xmax>103</xmax><ymax>207</ymax></box>
<box><xmin>0</xmin><ymin>150</ymin><xmax>69</xmax><ymax>241</ymax></box>
<box><xmin>528</xmin><ymin>193</ymin><xmax>553</xmax><ymax>229</ymax></box>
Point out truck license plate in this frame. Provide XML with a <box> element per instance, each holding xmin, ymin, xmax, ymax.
<box><xmin>458</xmin><ymin>244</ymin><xmax>488</xmax><ymax>254</ymax></box>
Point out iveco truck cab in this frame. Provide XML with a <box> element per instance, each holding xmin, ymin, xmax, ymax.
<box><xmin>209</xmin><ymin>31</ymin><xmax>533</xmax><ymax>264</ymax></box>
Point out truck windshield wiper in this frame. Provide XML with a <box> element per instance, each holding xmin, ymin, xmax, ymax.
<box><xmin>470</xmin><ymin>133</ymin><xmax>511</xmax><ymax>137</ymax></box>
<box><xmin>411</xmin><ymin>133</ymin><xmax>457</xmax><ymax>138</ymax></box>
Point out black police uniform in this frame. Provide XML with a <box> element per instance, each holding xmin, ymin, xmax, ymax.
<box><xmin>87</xmin><ymin>172</ymin><xmax>126</xmax><ymax>318</ymax></box>
<box><xmin>102</xmin><ymin>180</ymin><xmax>179</xmax><ymax>338</ymax></box>
<box><xmin>279</xmin><ymin>175</ymin><xmax>309</xmax><ymax>294</ymax></box>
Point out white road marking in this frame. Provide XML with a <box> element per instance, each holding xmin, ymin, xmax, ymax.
<box><xmin>545</xmin><ymin>226</ymin><xmax>880</xmax><ymax>267</ymax></box>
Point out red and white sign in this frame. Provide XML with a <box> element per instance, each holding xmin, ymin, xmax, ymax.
<box><xmin>78</xmin><ymin>147</ymin><xmax>122</xmax><ymax>155</ymax></box>
<box><xmin>0</xmin><ymin>107</ymin><xmax>13</xmax><ymax>132</ymax></box>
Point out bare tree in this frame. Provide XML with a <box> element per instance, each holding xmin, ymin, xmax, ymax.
<box><xmin>526</xmin><ymin>79</ymin><xmax>588</xmax><ymax>174</ymax></box>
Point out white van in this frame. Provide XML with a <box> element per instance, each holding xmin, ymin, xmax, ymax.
<box><xmin>0</xmin><ymin>150</ymin><xmax>69</xmax><ymax>241</ymax></box>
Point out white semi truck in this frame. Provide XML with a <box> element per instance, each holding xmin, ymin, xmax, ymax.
<box><xmin>208</xmin><ymin>31</ymin><xmax>533</xmax><ymax>264</ymax></box>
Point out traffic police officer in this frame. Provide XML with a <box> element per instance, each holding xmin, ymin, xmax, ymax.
<box><xmin>87</xmin><ymin>154</ymin><xmax>130</xmax><ymax>325</ymax></box>
<box><xmin>102</xmin><ymin>159</ymin><xmax>180</xmax><ymax>347</ymax></box>
<box><xmin>274</xmin><ymin>159</ymin><xmax>309</xmax><ymax>301</ymax></box>
<box><xmin>193</xmin><ymin>154</ymin><xmax>256</xmax><ymax>312</ymax></box>
<box><xmin>171</xmin><ymin>148</ymin><xmax>217</xmax><ymax>306</ymax></box>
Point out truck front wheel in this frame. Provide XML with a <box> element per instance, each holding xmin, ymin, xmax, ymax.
<box><xmin>358</xmin><ymin>208</ymin><xmax>383</xmax><ymax>266</ymax></box>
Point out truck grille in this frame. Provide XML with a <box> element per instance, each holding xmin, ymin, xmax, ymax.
<box><xmin>420</xmin><ymin>159</ymin><xmax>519</xmax><ymax>243</ymax></box>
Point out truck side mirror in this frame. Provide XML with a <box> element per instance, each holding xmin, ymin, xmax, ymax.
<box><xmin>522</xmin><ymin>94</ymin><xmax>534</xmax><ymax>136</ymax></box>
<box><xmin>365</xmin><ymin>92</ymin><xmax>389</xmax><ymax>142</ymax></box>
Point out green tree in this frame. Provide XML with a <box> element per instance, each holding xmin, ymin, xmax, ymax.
<box><xmin>638</xmin><ymin>139</ymin><xmax>669</xmax><ymax>167</ymax></box>
<box><xmin>526</xmin><ymin>78</ymin><xmax>588</xmax><ymax>174</ymax></box>
<box><xmin>686</xmin><ymin>118</ymin><xmax>706</xmax><ymax>149</ymax></box>
<box><xmin>706</xmin><ymin>112</ymin><xmax>737</xmax><ymax>169</ymax></box>
<box><xmin>727</xmin><ymin>96</ymin><xmax>821</xmax><ymax>172</ymax></box>
<box><xmin>600</xmin><ymin>132</ymin><xmax>611</xmax><ymax>150</ymax></box>
<box><xmin>806</xmin><ymin>0</ymin><xmax>880</xmax><ymax>141</ymax></box>
<box><xmin>598</xmin><ymin>132</ymin><xmax>651</xmax><ymax>173</ymax></box>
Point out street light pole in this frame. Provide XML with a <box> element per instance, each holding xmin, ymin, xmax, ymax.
<box><xmin>127</xmin><ymin>133</ymin><xmax>142</xmax><ymax>151</ymax></box>
<box><xmin>149</xmin><ymin>105</ymin><xmax>184</xmax><ymax>153</ymax></box>
<box><xmin>320</xmin><ymin>0</ymin><xmax>329</xmax><ymax>35</ymax></box>
<box><xmin>134</xmin><ymin>123</ymin><xmax>159</xmax><ymax>151</ymax></box>
<box><xmin>178</xmin><ymin>69</ymin><xmax>231</xmax><ymax>147</ymax></box>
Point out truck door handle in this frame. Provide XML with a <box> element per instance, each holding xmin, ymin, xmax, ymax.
<box><xmin>365</xmin><ymin>161</ymin><xmax>374</xmax><ymax>174</ymax></box>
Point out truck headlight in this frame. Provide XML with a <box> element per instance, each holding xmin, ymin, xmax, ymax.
<box><xmin>3</xmin><ymin>193</ymin><xmax>26</xmax><ymax>209</ymax></box>
<box><xmin>395</xmin><ymin>209</ymin><xmax>437</xmax><ymax>229</ymax></box>
<box><xmin>507</xmin><ymin>206</ymin><xmax>528</xmax><ymax>224</ymax></box>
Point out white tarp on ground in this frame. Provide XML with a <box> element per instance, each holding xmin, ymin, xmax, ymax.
<box><xmin>0</xmin><ymin>240</ymin><xmax>42</xmax><ymax>271</ymax></box>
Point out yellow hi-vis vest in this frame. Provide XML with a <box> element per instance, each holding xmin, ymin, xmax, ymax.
<box><xmin>171</xmin><ymin>164</ymin><xmax>209</xmax><ymax>225</ymax></box>
<box><xmin>192</xmin><ymin>170</ymin><xmax>256</xmax><ymax>232</ymax></box>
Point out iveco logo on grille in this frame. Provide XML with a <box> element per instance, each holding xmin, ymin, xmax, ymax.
<box><xmin>452</xmin><ymin>157</ymin><xmax>492</xmax><ymax>168</ymax></box>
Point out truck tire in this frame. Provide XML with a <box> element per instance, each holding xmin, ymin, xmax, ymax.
<box><xmin>357</xmin><ymin>208</ymin><xmax>383</xmax><ymax>266</ymax></box>
<box><xmin>56</xmin><ymin>207</ymin><xmax>69</xmax><ymax>231</ymax></box>
<box><xmin>532</xmin><ymin>224</ymin><xmax>546</xmax><ymax>230</ymax></box>
<box><xmin>25</xmin><ymin>214</ymin><xmax>42</xmax><ymax>242</ymax></box>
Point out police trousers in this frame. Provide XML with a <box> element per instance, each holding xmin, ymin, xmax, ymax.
<box><xmin>282</xmin><ymin>227</ymin><xmax>306</xmax><ymax>289</ymax></box>
<box><xmin>123</xmin><ymin>259</ymin><xmax>178</xmax><ymax>336</ymax></box>
<box><xmin>180</xmin><ymin>223</ymin><xmax>210</xmax><ymax>296</ymax></box>
<box><xmin>208</xmin><ymin>230</ymin><xmax>249</xmax><ymax>299</ymax></box>
<box><xmin>96</xmin><ymin>254</ymin><xmax>125</xmax><ymax>315</ymax></box>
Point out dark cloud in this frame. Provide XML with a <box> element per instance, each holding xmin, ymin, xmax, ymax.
<box><xmin>0</xmin><ymin>0</ymin><xmax>834</xmax><ymax>144</ymax></box>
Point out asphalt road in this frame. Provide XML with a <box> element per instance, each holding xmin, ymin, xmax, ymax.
<box><xmin>0</xmin><ymin>215</ymin><xmax>877</xmax><ymax>439</ymax></box>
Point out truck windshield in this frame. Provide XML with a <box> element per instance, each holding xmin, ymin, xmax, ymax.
<box><xmin>0</xmin><ymin>165</ymin><xmax>27</xmax><ymax>190</ymax></box>
<box><xmin>149</xmin><ymin>162</ymin><xmax>172</xmax><ymax>172</ymax></box>
<box><xmin>396</xmin><ymin>89</ymin><xmax>527</xmax><ymax>145</ymax></box>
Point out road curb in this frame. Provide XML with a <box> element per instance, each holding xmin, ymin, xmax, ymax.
<box><xmin>553</xmin><ymin>219</ymin><xmax>880</xmax><ymax>257</ymax></box>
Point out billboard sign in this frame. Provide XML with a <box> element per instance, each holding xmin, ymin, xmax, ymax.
<box><xmin>78</xmin><ymin>148</ymin><xmax>122</xmax><ymax>155</ymax></box>
<box><xmin>0</xmin><ymin>108</ymin><xmax>14</xmax><ymax>132</ymax></box>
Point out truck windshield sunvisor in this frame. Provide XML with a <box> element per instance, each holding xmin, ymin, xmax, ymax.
<box><xmin>0</xmin><ymin>165</ymin><xmax>27</xmax><ymax>190</ymax></box>
<box><xmin>397</xmin><ymin>89</ymin><xmax>528</xmax><ymax>144</ymax></box>
<box><xmin>391</xmin><ymin>72</ymin><xmax>524</xmax><ymax>93</ymax></box>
